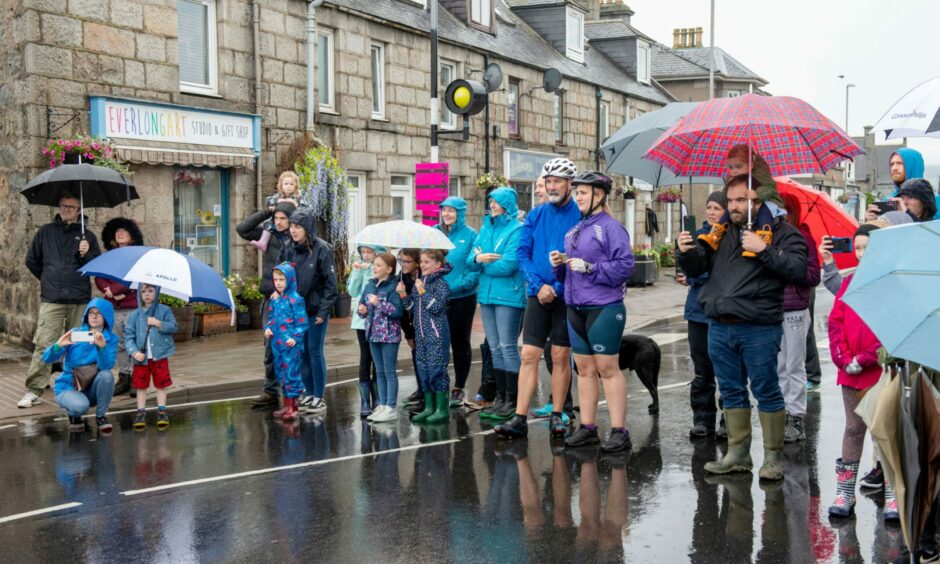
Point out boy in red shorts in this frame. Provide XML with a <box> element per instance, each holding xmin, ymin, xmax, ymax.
<box><xmin>125</xmin><ymin>283</ymin><xmax>178</xmax><ymax>429</ymax></box>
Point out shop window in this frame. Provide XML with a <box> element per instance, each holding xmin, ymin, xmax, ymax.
<box><xmin>178</xmin><ymin>0</ymin><xmax>218</xmax><ymax>95</ymax></box>
<box><xmin>318</xmin><ymin>29</ymin><xmax>335</xmax><ymax>112</ymax></box>
<box><xmin>511</xmin><ymin>181</ymin><xmax>534</xmax><ymax>214</ymax></box>
<box><xmin>173</xmin><ymin>168</ymin><xmax>228</xmax><ymax>274</ymax></box>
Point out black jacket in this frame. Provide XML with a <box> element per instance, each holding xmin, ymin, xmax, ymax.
<box><xmin>25</xmin><ymin>215</ymin><xmax>101</xmax><ymax>304</ymax></box>
<box><xmin>236</xmin><ymin>207</ymin><xmax>292</xmax><ymax>295</ymax></box>
<box><xmin>279</xmin><ymin>207</ymin><xmax>338</xmax><ymax>320</ymax></box>
<box><xmin>677</xmin><ymin>217</ymin><xmax>808</xmax><ymax>325</ymax></box>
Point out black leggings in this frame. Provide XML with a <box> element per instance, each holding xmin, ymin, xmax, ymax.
<box><xmin>447</xmin><ymin>294</ymin><xmax>477</xmax><ymax>389</ymax></box>
<box><xmin>356</xmin><ymin>329</ymin><xmax>376</xmax><ymax>384</ymax></box>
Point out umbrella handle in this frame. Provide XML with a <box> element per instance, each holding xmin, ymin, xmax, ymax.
<box><xmin>80</xmin><ymin>181</ymin><xmax>85</xmax><ymax>235</ymax></box>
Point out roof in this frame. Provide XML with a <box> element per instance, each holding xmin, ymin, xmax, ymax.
<box><xmin>503</xmin><ymin>0</ymin><xmax>590</xmax><ymax>11</ymax></box>
<box><xmin>651</xmin><ymin>45</ymin><xmax>767</xmax><ymax>84</ymax></box>
<box><xmin>583</xmin><ymin>19</ymin><xmax>653</xmax><ymax>42</ymax></box>
<box><xmin>327</xmin><ymin>0</ymin><xmax>673</xmax><ymax>104</ymax></box>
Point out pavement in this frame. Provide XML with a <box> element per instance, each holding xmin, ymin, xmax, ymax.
<box><xmin>0</xmin><ymin>272</ymin><xmax>689</xmax><ymax>425</ymax></box>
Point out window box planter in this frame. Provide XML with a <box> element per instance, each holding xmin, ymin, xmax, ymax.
<box><xmin>194</xmin><ymin>310</ymin><xmax>236</xmax><ymax>337</ymax></box>
<box><xmin>333</xmin><ymin>292</ymin><xmax>352</xmax><ymax>319</ymax></box>
<box><xmin>170</xmin><ymin>306</ymin><xmax>194</xmax><ymax>343</ymax></box>
<box><xmin>628</xmin><ymin>260</ymin><xmax>658</xmax><ymax>287</ymax></box>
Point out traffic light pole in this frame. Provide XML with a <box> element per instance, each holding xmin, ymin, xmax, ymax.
<box><xmin>430</xmin><ymin>0</ymin><xmax>439</xmax><ymax>163</ymax></box>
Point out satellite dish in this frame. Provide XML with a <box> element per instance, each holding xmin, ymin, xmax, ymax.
<box><xmin>482</xmin><ymin>63</ymin><xmax>503</xmax><ymax>93</ymax></box>
<box><xmin>543</xmin><ymin>68</ymin><xmax>562</xmax><ymax>93</ymax></box>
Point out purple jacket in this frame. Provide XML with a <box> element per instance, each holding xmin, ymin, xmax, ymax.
<box><xmin>554</xmin><ymin>212</ymin><xmax>634</xmax><ymax>306</ymax></box>
<box><xmin>782</xmin><ymin>224</ymin><xmax>821</xmax><ymax>312</ymax></box>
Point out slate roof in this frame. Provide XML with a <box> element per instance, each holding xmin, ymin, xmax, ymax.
<box><xmin>652</xmin><ymin>44</ymin><xmax>767</xmax><ymax>84</ymax></box>
<box><xmin>584</xmin><ymin>20</ymin><xmax>654</xmax><ymax>42</ymax></box>
<box><xmin>327</xmin><ymin>0</ymin><xmax>674</xmax><ymax>104</ymax></box>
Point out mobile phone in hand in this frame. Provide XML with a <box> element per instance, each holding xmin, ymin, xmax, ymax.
<box><xmin>830</xmin><ymin>237</ymin><xmax>853</xmax><ymax>253</ymax></box>
<box><xmin>682</xmin><ymin>215</ymin><xmax>697</xmax><ymax>233</ymax></box>
<box><xmin>873</xmin><ymin>201</ymin><xmax>897</xmax><ymax>215</ymax></box>
<box><xmin>71</xmin><ymin>331</ymin><xmax>95</xmax><ymax>343</ymax></box>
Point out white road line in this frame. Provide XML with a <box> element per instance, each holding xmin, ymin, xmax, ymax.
<box><xmin>121</xmin><ymin>439</ymin><xmax>461</xmax><ymax>497</ymax></box>
<box><xmin>0</xmin><ymin>502</ymin><xmax>82</xmax><ymax>525</ymax></box>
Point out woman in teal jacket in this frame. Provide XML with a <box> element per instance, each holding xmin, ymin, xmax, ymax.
<box><xmin>467</xmin><ymin>187</ymin><xmax>526</xmax><ymax>420</ymax></box>
<box><xmin>435</xmin><ymin>196</ymin><xmax>479</xmax><ymax>405</ymax></box>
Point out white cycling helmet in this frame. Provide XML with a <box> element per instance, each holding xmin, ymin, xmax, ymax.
<box><xmin>541</xmin><ymin>157</ymin><xmax>577</xmax><ymax>179</ymax></box>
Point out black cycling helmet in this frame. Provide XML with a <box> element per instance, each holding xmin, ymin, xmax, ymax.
<box><xmin>571</xmin><ymin>171</ymin><xmax>613</xmax><ymax>195</ymax></box>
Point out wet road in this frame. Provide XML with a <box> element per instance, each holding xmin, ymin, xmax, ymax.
<box><xmin>0</xmin><ymin>318</ymin><xmax>906</xmax><ymax>562</ymax></box>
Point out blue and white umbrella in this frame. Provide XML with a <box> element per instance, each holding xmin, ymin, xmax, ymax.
<box><xmin>79</xmin><ymin>246</ymin><xmax>235</xmax><ymax>309</ymax></box>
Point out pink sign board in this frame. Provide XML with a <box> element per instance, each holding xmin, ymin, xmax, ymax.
<box><xmin>415</xmin><ymin>162</ymin><xmax>449</xmax><ymax>226</ymax></box>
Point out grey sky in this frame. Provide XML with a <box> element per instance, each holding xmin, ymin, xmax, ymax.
<box><xmin>629</xmin><ymin>0</ymin><xmax>940</xmax><ymax>183</ymax></box>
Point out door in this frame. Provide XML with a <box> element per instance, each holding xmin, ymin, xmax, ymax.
<box><xmin>347</xmin><ymin>173</ymin><xmax>367</xmax><ymax>244</ymax></box>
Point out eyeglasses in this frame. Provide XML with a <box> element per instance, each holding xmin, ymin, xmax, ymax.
<box><xmin>399</xmin><ymin>258</ymin><xmax>415</xmax><ymax>264</ymax></box>
<box><xmin>59</xmin><ymin>204</ymin><xmax>80</xmax><ymax>212</ymax></box>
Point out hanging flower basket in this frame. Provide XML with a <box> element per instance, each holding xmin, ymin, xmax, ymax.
<box><xmin>41</xmin><ymin>136</ymin><xmax>132</xmax><ymax>175</ymax></box>
<box><xmin>655</xmin><ymin>188</ymin><xmax>683</xmax><ymax>204</ymax></box>
<box><xmin>621</xmin><ymin>184</ymin><xmax>638</xmax><ymax>199</ymax></box>
<box><xmin>476</xmin><ymin>172</ymin><xmax>507</xmax><ymax>190</ymax></box>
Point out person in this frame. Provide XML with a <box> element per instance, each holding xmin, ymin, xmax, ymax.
<box><xmin>864</xmin><ymin>147</ymin><xmax>939</xmax><ymax>221</ymax></box>
<box><xmin>776</xmin><ymin>193</ymin><xmax>821</xmax><ymax>443</ymax></box>
<box><xmin>467</xmin><ymin>187</ymin><xmax>526</xmax><ymax>423</ymax></box>
<box><xmin>826</xmin><ymin>222</ymin><xmax>888</xmax><ymax>520</ymax></box>
<box><xmin>895</xmin><ymin>178</ymin><xmax>938</xmax><ymax>223</ymax></box>
<box><xmin>397</xmin><ymin>249</ymin><xmax>424</xmax><ymax>411</ymax></box>
<box><xmin>549</xmin><ymin>171</ymin><xmax>634</xmax><ymax>452</ymax></box>
<box><xmin>95</xmin><ymin>217</ymin><xmax>144</xmax><ymax>395</ymax></box>
<box><xmin>264</xmin><ymin>263</ymin><xmax>309</xmax><ymax>422</ymax></box>
<box><xmin>680</xmin><ymin>191</ymin><xmax>727</xmax><ymax>438</ymax></box>
<box><xmin>402</xmin><ymin>249</ymin><xmax>451</xmax><ymax>424</ymax></box>
<box><xmin>43</xmin><ymin>297</ymin><xmax>118</xmax><ymax>433</ymax></box>
<box><xmin>496</xmin><ymin>158</ymin><xmax>581</xmax><ymax>439</ymax></box>
<box><xmin>435</xmin><ymin>197</ymin><xmax>479</xmax><ymax>407</ymax></box>
<box><xmin>125</xmin><ymin>283</ymin><xmax>178</xmax><ymax>430</ymax></box>
<box><xmin>237</xmin><ymin>201</ymin><xmax>297</xmax><ymax>408</ymax></box>
<box><xmin>21</xmin><ymin>194</ymin><xmax>102</xmax><ymax>409</ymax></box>
<box><xmin>250</xmin><ymin>171</ymin><xmax>305</xmax><ymax>252</ymax></box>
<box><xmin>347</xmin><ymin>243</ymin><xmax>386</xmax><ymax>417</ymax></box>
<box><xmin>280</xmin><ymin>207</ymin><xmax>338</xmax><ymax>414</ymax></box>
<box><xmin>819</xmin><ymin>210</ymin><xmax>912</xmax><ymax>296</ymax></box>
<box><xmin>677</xmin><ymin>174</ymin><xmax>808</xmax><ymax>481</ymax></box>
<box><xmin>534</xmin><ymin>175</ymin><xmax>548</xmax><ymax>205</ymax></box>
<box><xmin>358</xmin><ymin>252</ymin><xmax>403</xmax><ymax>422</ymax></box>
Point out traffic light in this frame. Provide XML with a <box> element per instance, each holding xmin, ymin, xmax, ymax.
<box><xmin>444</xmin><ymin>79</ymin><xmax>487</xmax><ymax>116</ymax></box>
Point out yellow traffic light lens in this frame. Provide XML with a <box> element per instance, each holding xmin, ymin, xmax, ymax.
<box><xmin>453</xmin><ymin>86</ymin><xmax>471</xmax><ymax>109</ymax></box>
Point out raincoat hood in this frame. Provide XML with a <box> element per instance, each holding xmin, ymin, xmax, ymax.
<box><xmin>423</xmin><ymin>262</ymin><xmax>453</xmax><ymax>283</ymax></box>
<box><xmin>101</xmin><ymin>217</ymin><xmax>144</xmax><ymax>251</ymax></box>
<box><xmin>892</xmin><ymin>148</ymin><xmax>925</xmax><ymax>187</ymax></box>
<box><xmin>356</xmin><ymin>243</ymin><xmax>387</xmax><ymax>257</ymax></box>
<box><xmin>898</xmin><ymin>178</ymin><xmax>938</xmax><ymax>220</ymax></box>
<box><xmin>289</xmin><ymin>207</ymin><xmax>317</xmax><ymax>243</ymax></box>
<box><xmin>487</xmin><ymin>187</ymin><xmax>519</xmax><ymax>228</ymax></box>
<box><xmin>273</xmin><ymin>262</ymin><xmax>299</xmax><ymax>296</ymax></box>
<box><xmin>134</xmin><ymin>283</ymin><xmax>163</xmax><ymax>315</ymax></box>
<box><xmin>439</xmin><ymin>197</ymin><xmax>468</xmax><ymax>229</ymax></box>
<box><xmin>83</xmin><ymin>297</ymin><xmax>115</xmax><ymax>332</ymax></box>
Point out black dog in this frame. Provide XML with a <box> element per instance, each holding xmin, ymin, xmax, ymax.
<box><xmin>618</xmin><ymin>334</ymin><xmax>661</xmax><ymax>414</ymax></box>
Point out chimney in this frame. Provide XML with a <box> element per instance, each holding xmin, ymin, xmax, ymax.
<box><xmin>694</xmin><ymin>27</ymin><xmax>703</xmax><ymax>47</ymax></box>
<box><xmin>673</xmin><ymin>28</ymin><xmax>680</xmax><ymax>48</ymax></box>
<box><xmin>598</xmin><ymin>0</ymin><xmax>634</xmax><ymax>25</ymax></box>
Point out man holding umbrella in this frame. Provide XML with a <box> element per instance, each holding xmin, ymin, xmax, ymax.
<box><xmin>19</xmin><ymin>194</ymin><xmax>101</xmax><ymax>408</ymax></box>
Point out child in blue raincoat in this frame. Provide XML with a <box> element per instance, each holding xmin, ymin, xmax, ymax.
<box><xmin>265</xmin><ymin>262</ymin><xmax>309</xmax><ymax>421</ymax></box>
<box><xmin>125</xmin><ymin>283</ymin><xmax>178</xmax><ymax>430</ymax></box>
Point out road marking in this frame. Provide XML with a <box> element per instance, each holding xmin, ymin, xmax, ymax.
<box><xmin>121</xmin><ymin>439</ymin><xmax>461</xmax><ymax>497</ymax></box>
<box><xmin>0</xmin><ymin>502</ymin><xmax>82</xmax><ymax>525</ymax></box>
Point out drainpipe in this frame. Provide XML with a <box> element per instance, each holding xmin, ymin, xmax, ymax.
<box><xmin>594</xmin><ymin>86</ymin><xmax>602</xmax><ymax>170</ymax></box>
<box><xmin>306</xmin><ymin>0</ymin><xmax>325</xmax><ymax>133</ymax></box>
<box><xmin>252</xmin><ymin>0</ymin><xmax>263</xmax><ymax>211</ymax></box>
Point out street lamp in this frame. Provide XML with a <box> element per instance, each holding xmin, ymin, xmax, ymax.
<box><xmin>845</xmin><ymin>83</ymin><xmax>856</xmax><ymax>133</ymax></box>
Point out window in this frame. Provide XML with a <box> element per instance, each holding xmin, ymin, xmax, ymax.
<box><xmin>554</xmin><ymin>91</ymin><xmax>564</xmax><ymax>145</ymax></box>
<box><xmin>507</xmin><ymin>79</ymin><xmax>520</xmax><ymax>138</ymax></box>
<box><xmin>449</xmin><ymin>176</ymin><xmax>461</xmax><ymax>199</ymax></box>
<box><xmin>511</xmin><ymin>181</ymin><xmax>534</xmax><ymax>214</ymax></box>
<box><xmin>599</xmin><ymin>100</ymin><xmax>610</xmax><ymax>143</ymax></box>
<box><xmin>390</xmin><ymin>175</ymin><xmax>414</xmax><ymax>222</ymax></box>
<box><xmin>177</xmin><ymin>0</ymin><xmax>217</xmax><ymax>95</ymax></box>
<box><xmin>347</xmin><ymin>173</ymin><xmax>367</xmax><ymax>245</ymax></box>
<box><xmin>637</xmin><ymin>40</ymin><xmax>651</xmax><ymax>85</ymax></box>
<box><xmin>726</xmin><ymin>90</ymin><xmax>741</xmax><ymax>98</ymax></box>
<box><xmin>173</xmin><ymin>168</ymin><xmax>228</xmax><ymax>274</ymax></box>
<box><xmin>470</xmin><ymin>0</ymin><xmax>491</xmax><ymax>28</ymax></box>
<box><xmin>371</xmin><ymin>43</ymin><xmax>385</xmax><ymax>119</ymax></box>
<box><xmin>440</xmin><ymin>60</ymin><xmax>458</xmax><ymax>129</ymax></box>
<box><xmin>565</xmin><ymin>8</ymin><xmax>584</xmax><ymax>63</ymax></box>
<box><xmin>317</xmin><ymin>29</ymin><xmax>335</xmax><ymax>111</ymax></box>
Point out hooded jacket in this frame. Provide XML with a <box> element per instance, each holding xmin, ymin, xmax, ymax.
<box><xmin>124</xmin><ymin>285</ymin><xmax>178</xmax><ymax>363</ymax></box>
<box><xmin>782</xmin><ymin>224</ymin><xmax>821</xmax><ymax>311</ymax></box>
<box><xmin>236</xmin><ymin>202</ymin><xmax>296</xmax><ymax>295</ymax></box>
<box><xmin>348</xmin><ymin>243</ymin><xmax>387</xmax><ymax>331</ymax></box>
<box><xmin>403</xmin><ymin>263</ymin><xmax>452</xmax><ymax>343</ymax></box>
<box><xmin>517</xmin><ymin>195</ymin><xmax>581</xmax><ymax>297</ymax></box>
<box><xmin>898</xmin><ymin>178</ymin><xmax>939</xmax><ymax>222</ymax></box>
<box><xmin>358</xmin><ymin>275</ymin><xmax>402</xmax><ymax>343</ymax></box>
<box><xmin>554</xmin><ymin>211</ymin><xmax>634</xmax><ymax>307</ymax></box>
<box><xmin>95</xmin><ymin>217</ymin><xmax>144</xmax><ymax>310</ymax></box>
<box><xmin>829</xmin><ymin>274</ymin><xmax>882</xmax><ymax>390</ymax></box>
<box><xmin>265</xmin><ymin>263</ymin><xmax>309</xmax><ymax>350</ymax></box>
<box><xmin>887</xmin><ymin>148</ymin><xmax>939</xmax><ymax>219</ymax></box>
<box><xmin>435</xmin><ymin>197</ymin><xmax>479</xmax><ymax>300</ymax></box>
<box><xmin>279</xmin><ymin>207</ymin><xmax>338</xmax><ymax>320</ymax></box>
<box><xmin>43</xmin><ymin>298</ymin><xmax>119</xmax><ymax>395</ymax></box>
<box><xmin>26</xmin><ymin>214</ymin><xmax>101</xmax><ymax>304</ymax></box>
<box><xmin>466</xmin><ymin>187</ymin><xmax>526</xmax><ymax>309</ymax></box>
<box><xmin>684</xmin><ymin>221</ymin><xmax>712</xmax><ymax>324</ymax></box>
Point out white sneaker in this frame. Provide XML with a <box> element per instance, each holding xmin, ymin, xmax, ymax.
<box><xmin>17</xmin><ymin>392</ymin><xmax>41</xmax><ymax>408</ymax></box>
<box><xmin>366</xmin><ymin>405</ymin><xmax>385</xmax><ymax>421</ymax></box>
<box><xmin>304</xmin><ymin>397</ymin><xmax>327</xmax><ymax>414</ymax></box>
<box><xmin>372</xmin><ymin>405</ymin><xmax>399</xmax><ymax>423</ymax></box>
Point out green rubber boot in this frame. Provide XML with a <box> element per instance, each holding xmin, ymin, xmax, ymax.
<box><xmin>758</xmin><ymin>409</ymin><xmax>786</xmax><ymax>481</ymax></box>
<box><xmin>426</xmin><ymin>391</ymin><xmax>450</xmax><ymax>424</ymax></box>
<box><xmin>704</xmin><ymin>407</ymin><xmax>753</xmax><ymax>474</ymax></box>
<box><xmin>411</xmin><ymin>392</ymin><xmax>436</xmax><ymax>423</ymax></box>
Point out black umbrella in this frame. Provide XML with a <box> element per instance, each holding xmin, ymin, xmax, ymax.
<box><xmin>20</xmin><ymin>163</ymin><xmax>139</xmax><ymax>234</ymax></box>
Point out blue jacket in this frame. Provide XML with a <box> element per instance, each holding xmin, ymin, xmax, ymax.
<box><xmin>43</xmin><ymin>298</ymin><xmax>119</xmax><ymax>395</ymax></box>
<box><xmin>358</xmin><ymin>276</ymin><xmax>403</xmax><ymax>343</ymax></box>
<box><xmin>435</xmin><ymin>197</ymin><xmax>479</xmax><ymax>299</ymax></box>
<box><xmin>265</xmin><ymin>263</ymin><xmax>309</xmax><ymax>350</ymax></box>
<box><xmin>517</xmin><ymin>196</ymin><xmax>581</xmax><ymax>297</ymax></box>
<box><xmin>125</xmin><ymin>286</ymin><xmax>178</xmax><ymax>363</ymax></box>
<box><xmin>683</xmin><ymin>222</ymin><xmax>711</xmax><ymax>324</ymax></box>
<box><xmin>467</xmin><ymin>187</ymin><xmax>526</xmax><ymax>309</ymax></box>
<box><xmin>347</xmin><ymin>244</ymin><xmax>387</xmax><ymax>331</ymax></box>
<box><xmin>886</xmin><ymin>148</ymin><xmax>940</xmax><ymax>219</ymax></box>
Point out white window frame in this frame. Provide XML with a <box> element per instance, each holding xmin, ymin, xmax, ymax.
<box><xmin>565</xmin><ymin>8</ymin><xmax>584</xmax><ymax>63</ymax></box>
<box><xmin>726</xmin><ymin>90</ymin><xmax>741</xmax><ymax>98</ymax></box>
<box><xmin>470</xmin><ymin>0</ymin><xmax>491</xmax><ymax>28</ymax></box>
<box><xmin>440</xmin><ymin>59</ymin><xmax>458</xmax><ymax>130</ymax></box>
<box><xmin>554</xmin><ymin>91</ymin><xmax>564</xmax><ymax>145</ymax></box>
<box><xmin>178</xmin><ymin>0</ymin><xmax>218</xmax><ymax>96</ymax></box>
<box><xmin>449</xmin><ymin>176</ymin><xmax>461</xmax><ymax>199</ymax></box>
<box><xmin>317</xmin><ymin>29</ymin><xmax>335</xmax><ymax>112</ymax></box>
<box><xmin>637</xmin><ymin>40</ymin><xmax>651</xmax><ymax>85</ymax></box>
<box><xmin>371</xmin><ymin>43</ymin><xmax>386</xmax><ymax>119</ymax></box>
<box><xmin>346</xmin><ymin>173</ymin><xmax>368</xmax><ymax>247</ymax></box>
<box><xmin>390</xmin><ymin>175</ymin><xmax>414</xmax><ymax>222</ymax></box>
<box><xmin>599</xmin><ymin>100</ymin><xmax>610</xmax><ymax>143</ymax></box>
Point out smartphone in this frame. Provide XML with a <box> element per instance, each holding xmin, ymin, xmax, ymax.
<box><xmin>830</xmin><ymin>237</ymin><xmax>853</xmax><ymax>253</ymax></box>
<box><xmin>71</xmin><ymin>331</ymin><xmax>95</xmax><ymax>343</ymax></box>
<box><xmin>873</xmin><ymin>200</ymin><xmax>897</xmax><ymax>214</ymax></box>
<box><xmin>682</xmin><ymin>215</ymin><xmax>697</xmax><ymax>233</ymax></box>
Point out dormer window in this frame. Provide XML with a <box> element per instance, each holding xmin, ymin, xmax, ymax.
<box><xmin>637</xmin><ymin>39</ymin><xmax>651</xmax><ymax>84</ymax></box>
<box><xmin>471</xmin><ymin>0</ymin><xmax>492</xmax><ymax>29</ymax></box>
<box><xmin>565</xmin><ymin>7</ymin><xmax>584</xmax><ymax>63</ymax></box>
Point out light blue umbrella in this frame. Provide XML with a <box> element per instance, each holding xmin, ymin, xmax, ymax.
<box><xmin>842</xmin><ymin>219</ymin><xmax>940</xmax><ymax>371</ymax></box>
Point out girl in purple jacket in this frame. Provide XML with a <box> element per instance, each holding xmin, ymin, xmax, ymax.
<box><xmin>550</xmin><ymin>171</ymin><xmax>634</xmax><ymax>453</ymax></box>
<box><xmin>357</xmin><ymin>253</ymin><xmax>403</xmax><ymax>422</ymax></box>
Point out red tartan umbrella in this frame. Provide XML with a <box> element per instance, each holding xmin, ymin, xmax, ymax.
<box><xmin>775</xmin><ymin>177</ymin><xmax>859</xmax><ymax>269</ymax></box>
<box><xmin>644</xmin><ymin>93</ymin><xmax>864</xmax><ymax>178</ymax></box>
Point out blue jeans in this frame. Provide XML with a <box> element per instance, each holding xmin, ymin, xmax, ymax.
<box><xmin>707</xmin><ymin>320</ymin><xmax>784</xmax><ymax>412</ymax></box>
<box><xmin>480</xmin><ymin>304</ymin><xmax>524</xmax><ymax>373</ymax></box>
<box><xmin>55</xmin><ymin>370</ymin><xmax>115</xmax><ymax>418</ymax></box>
<box><xmin>369</xmin><ymin>341</ymin><xmax>400</xmax><ymax>407</ymax></box>
<box><xmin>302</xmin><ymin>318</ymin><xmax>329</xmax><ymax>397</ymax></box>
